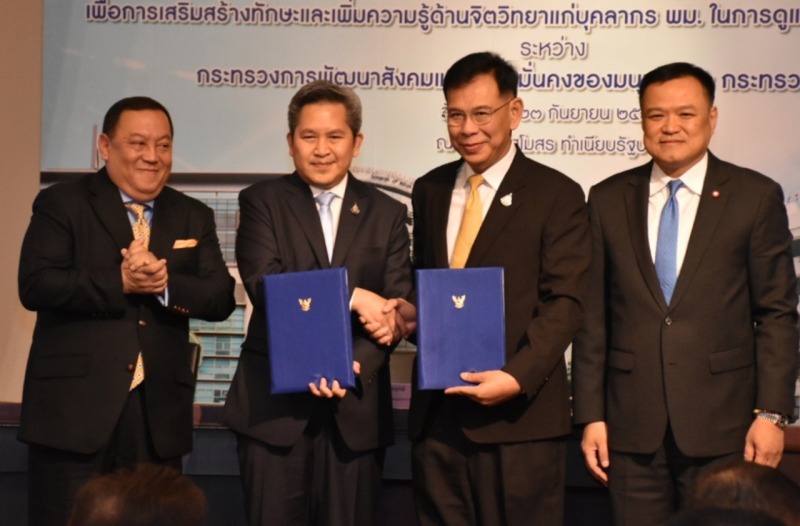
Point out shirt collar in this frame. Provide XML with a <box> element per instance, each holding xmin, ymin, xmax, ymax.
<box><xmin>456</xmin><ymin>143</ymin><xmax>516</xmax><ymax>191</ymax></box>
<box><xmin>649</xmin><ymin>153</ymin><xmax>708</xmax><ymax>197</ymax></box>
<box><xmin>310</xmin><ymin>173</ymin><xmax>349</xmax><ymax>200</ymax></box>
<box><xmin>119</xmin><ymin>189</ymin><xmax>154</xmax><ymax>208</ymax></box>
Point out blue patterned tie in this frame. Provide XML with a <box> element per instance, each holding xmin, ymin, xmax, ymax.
<box><xmin>315</xmin><ymin>192</ymin><xmax>335</xmax><ymax>262</ymax></box>
<box><xmin>655</xmin><ymin>179</ymin><xmax>683</xmax><ymax>304</ymax></box>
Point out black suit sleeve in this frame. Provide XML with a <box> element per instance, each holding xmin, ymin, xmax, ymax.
<box><xmin>234</xmin><ymin>184</ymin><xmax>284</xmax><ymax>310</ymax></box>
<box><xmin>351</xmin><ymin>200</ymin><xmax>413</xmax><ymax>381</ymax></box>
<box><xmin>571</xmin><ymin>186</ymin><xmax>608</xmax><ymax>424</ymax></box>
<box><xmin>165</xmin><ymin>202</ymin><xmax>236</xmax><ymax>322</ymax></box>
<box><xmin>19</xmin><ymin>186</ymin><xmax>128</xmax><ymax>314</ymax></box>
<box><xmin>747</xmin><ymin>181</ymin><xmax>799</xmax><ymax>415</ymax></box>
<box><xmin>503</xmin><ymin>180</ymin><xmax>591</xmax><ymax>399</ymax></box>
<box><xmin>380</xmin><ymin>203</ymin><xmax>413</xmax><ymax>301</ymax></box>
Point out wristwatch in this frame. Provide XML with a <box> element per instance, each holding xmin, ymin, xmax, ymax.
<box><xmin>753</xmin><ymin>409</ymin><xmax>790</xmax><ymax>429</ymax></box>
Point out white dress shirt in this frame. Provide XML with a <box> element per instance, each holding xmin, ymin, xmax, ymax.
<box><xmin>447</xmin><ymin>145</ymin><xmax>516</xmax><ymax>264</ymax></box>
<box><xmin>647</xmin><ymin>154</ymin><xmax>708</xmax><ymax>275</ymax></box>
<box><xmin>310</xmin><ymin>174</ymin><xmax>349</xmax><ymax>245</ymax></box>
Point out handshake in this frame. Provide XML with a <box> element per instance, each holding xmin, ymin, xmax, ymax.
<box><xmin>120</xmin><ymin>238</ymin><xmax>168</xmax><ymax>295</ymax></box>
<box><xmin>351</xmin><ymin>287</ymin><xmax>416</xmax><ymax>347</ymax></box>
<box><xmin>308</xmin><ymin>287</ymin><xmax>416</xmax><ymax>399</ymax></box>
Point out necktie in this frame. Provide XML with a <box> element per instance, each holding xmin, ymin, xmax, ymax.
<box><xmin>125</xmin><ymin>202</ymin><xmax>149</xmax><ymax>390</ymax></box>
<box><xmin>451</xmin><ymin>174</ymin><xmax>485</xmax><ymax>269</ymax></box>
<box><xmin>126</xmin><ymin>202</ymin><xmax>151</xmax><ymax>250</ymax></box>
<box><xmin>655</xmin><ymin>180</ymin><xmax>683</xmax><ymax>305</ymax></box>
<box><xmin>316</xmin><ymin>192</ymin><xmax>336</xmax><ymax>262</ymax></box>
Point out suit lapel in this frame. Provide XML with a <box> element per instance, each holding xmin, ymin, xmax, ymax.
<box><xmin>425</xmin><ymin>168</ymin><xmax>456</xmax><ymax>269</ymax></box>
<box><xmin>150</xmin><ymin>189</ymin><xmax>180</xmax><ymax>258</ymax></box>
<box><xmin>670</xmin><ymin>154</ymin><xmax>730</xmax><ymax>308</ymax></box>
<box><xmin>331</xmin><ymin>174</ymin><xmax>367</xmax><ymax>267</ymax></box>
<box><xmin>286</xmin><ymin>173</ymin><xmax>330</xmax><ymax>268</ymax></box>
<box><xmin>466</xmin><ymin>150</ymin><xmax>528</xmax><ymax>266</ymax></box>
<box><xmin>624</xmin><ymin>163</ymin><xmax>668</xmax><ymax>310</ymax></box>
<box><xmin>88</xmin><ymin>169</ymin><xmax>138</xmax><ymax>251</ymax></box>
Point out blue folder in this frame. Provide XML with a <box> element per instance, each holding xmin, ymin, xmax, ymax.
<box><xmin>415</xmin><ymin>267</ymin><xmax>506</xmax><ymax>390</ymax></box>
<box><xmin>263</xmin><ymin>268</ymin><xmax>355</xmax><ymax>394</ymax></box>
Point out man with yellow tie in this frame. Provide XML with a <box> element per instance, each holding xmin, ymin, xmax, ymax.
<box><xmin>17</xmin><ymin>96</ymin><xmax>236</xmax><ymax>525</ymax></box>
<box><xmin>409</xmin><ymin>52</ymin><xmax>591</xmax><ymax>526</ymax></box>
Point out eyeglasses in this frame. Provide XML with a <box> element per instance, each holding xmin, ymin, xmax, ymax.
<box><xmin>445</xmin><ymin>99</ymin><xmax>514</xmax><ymax>127</ymax></box>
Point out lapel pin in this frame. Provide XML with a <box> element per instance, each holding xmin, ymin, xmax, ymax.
<box><xmin>500</xmin><ymin>193</ymin><xmax>513</xmax><ymax>207</ymax></box>
<box><xmin>350</xmin><ymin>203</ymin><xmax>360</xmax><ymax>215</ymax></box>
<box><xmin>711</xmin><ymin>190</ymin><xmax>720</xmax><ymax>198</ymax></box>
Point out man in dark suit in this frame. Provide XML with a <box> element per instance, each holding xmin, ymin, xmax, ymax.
<box><xmin>18</xmin><ymin>96</ymin><xmax>236</xmax><ymax>525</ymax></box>
<box><xmin>572</xmin><ymin>62</ymin><xmax>799</xmax><ymax>525</ymax></box>
<box><xmin>410</xmin><ymin>52</ymin><xmax>590</xmax><ymax>525</ymax></box>
<box><xmin>223</xmin><ymin>80</ymin><xmax>413</xmax><ymax>526</ymax></box>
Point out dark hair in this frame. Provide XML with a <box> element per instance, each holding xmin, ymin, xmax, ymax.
<box><xmin>687</xmin><ymin>459</ymin><xmax>800</xmax><ymax>526</ymax></box>
<box><xmin>667</xmin><ymin>507</ymin><xmax>784</xmax><ymax>526</ymax></box>
<box><xmin>638</xmin><ymin>62</ymin><xmax>715</xmax><ymax>107</ymax></box>
<box><xmin>67</xmin><ymin>464</ymin><xmax>207</xmax><ymax>526</ymax></box>
<box><xmin>102</xmin><ymin>96</ymin><xmax>174</xmax><ymax>138</ymax></box>
<box><xmin>443</xmin><ymin>52</ymin><xmax>519</xmax><ymax>98</ymax></box>
<box><xmin>287</xmin><ymin>80</ymin><xmax>362</xmax><ymax>136</ymax></box>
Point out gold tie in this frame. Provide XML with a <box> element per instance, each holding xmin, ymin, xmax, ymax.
<box><xmin>126</xmin><ymin>202</ymin><xmax>151</xmax><ymax>250</ymax></box>
<box><xmin>125</xmin><ymin>202</ymin><xmax>149</xmax><ymax>390</ymax></box>
<box><xmin>451</xmin><ymin>174</ymin><xmax>485</xmax><ymax>269</ymax></box>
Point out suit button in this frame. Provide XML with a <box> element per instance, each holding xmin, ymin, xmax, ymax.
<box><xmin>138</xmin><ymin>320</ymin><xmax>146</xmax><ymax>327</ymax></box>
<box><xmin>126</xmin><ymin>363</ymin><xmax>135</xmax><ymax>372</ymax></box>
<box><xmin>665</xmin><ymin>317</ymin><xmax>673</xmax><ymax>325</ymax></box>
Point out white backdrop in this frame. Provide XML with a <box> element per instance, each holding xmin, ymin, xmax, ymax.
<box><xmin>43</xmin><ymin>0</ymin><xmax>800</xmax><ymax>197</ymax></box>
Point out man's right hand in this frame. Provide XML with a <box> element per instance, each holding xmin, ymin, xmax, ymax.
<box><xmin>581</xmin><ymin>421</ymin><xmax>610</xmax><ymax>486</ymax></box>
<box><xmin>352</xmin><ymin>288</ymin><xmax>398</xmax><ymax>346</ymax></box>
<box><xmin>121</xmin><ymin>238</ymin><xmax>168</xmax><ymax>294</ymax></box>
<box><xmin>391</xmin><ymin>297</ymin><xmax>417</xmax><ymax>338</ymax></box>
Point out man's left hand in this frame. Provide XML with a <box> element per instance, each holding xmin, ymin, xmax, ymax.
<box><xmin>309</xmin><ymin>377</ymin><xmax>347</xmax><ymax>398</ymax></box>
<box><xmin>744</xmin><ymin>416</ymin><xmax>784</xmax><ymax>467</ymax></box>
<box><xmin>308</xmin><ymin>361</ymin><xmax>361</xmax><ymax>399</ymax></box>
<box><xmin>444</xmin><ymin>370</ymin><xmax>522</xmax><ymax>406</ymax></box>
<box><xmin>121</xmin><ymin>240</ymin><xmax>168</xmax><ymax>294</ymax></box>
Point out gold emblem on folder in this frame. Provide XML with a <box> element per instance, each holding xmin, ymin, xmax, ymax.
<box><xmin>452</xmin><ymin>295</ymin><xmax>466</xmax><ymax>309</ymax></box>
<box><xmin>298</xmin><ymin>298</ymin><xmax>312</xmax><ymax>312</ymax></box>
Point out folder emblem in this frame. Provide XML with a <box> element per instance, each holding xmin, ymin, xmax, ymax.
<box><xmin>298</xmin><ymin>298</ymin><xmax>312</xmax><ymax>312</ymax></box>
<box><xmin>417</xmin><ymin>268</ymin><xmax>506</xmax><ymax>390</ymax></box>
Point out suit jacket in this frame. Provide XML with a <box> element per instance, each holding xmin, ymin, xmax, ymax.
<box><xmin>572</xmin><ymin>153</ymin><xmax>799</xmax><ymax>457</ymax></box>
<box><xmin>18</xmin><ymin>168</ymin><xmax>236</xmax><ymax>457</ymax></box>
<box><xmin>409</xmin><ymin>147</ymin><xmax>591</xmax><ymax>443</ymax></box>
<box><xmin>223</xmin><ymin>172</ymin><xmax>413</xmax><ymax>452</ymax></box>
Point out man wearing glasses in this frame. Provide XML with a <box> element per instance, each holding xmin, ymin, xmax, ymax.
<box><xmin>409</xmin><ymin>52</ymin><xmax>591</xmax><ymax>525</ymax></box>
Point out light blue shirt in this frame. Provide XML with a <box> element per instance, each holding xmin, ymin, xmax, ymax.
<box><xmin>119</xmin><ymin>190</ymin><xmax>168</xmax><ymax>306</ymax></box>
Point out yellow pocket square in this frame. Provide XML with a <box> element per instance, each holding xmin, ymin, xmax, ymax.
<box><xmin>173</xmin><ymin>239</ymin><xmax>198</xmax><ymax>249</ymax></box>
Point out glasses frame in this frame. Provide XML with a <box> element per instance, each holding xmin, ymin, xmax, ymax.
<box><xmin>445</xmin><ymin>98</ymin><xmax>515</xmax><ymax>128</ymax></box>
